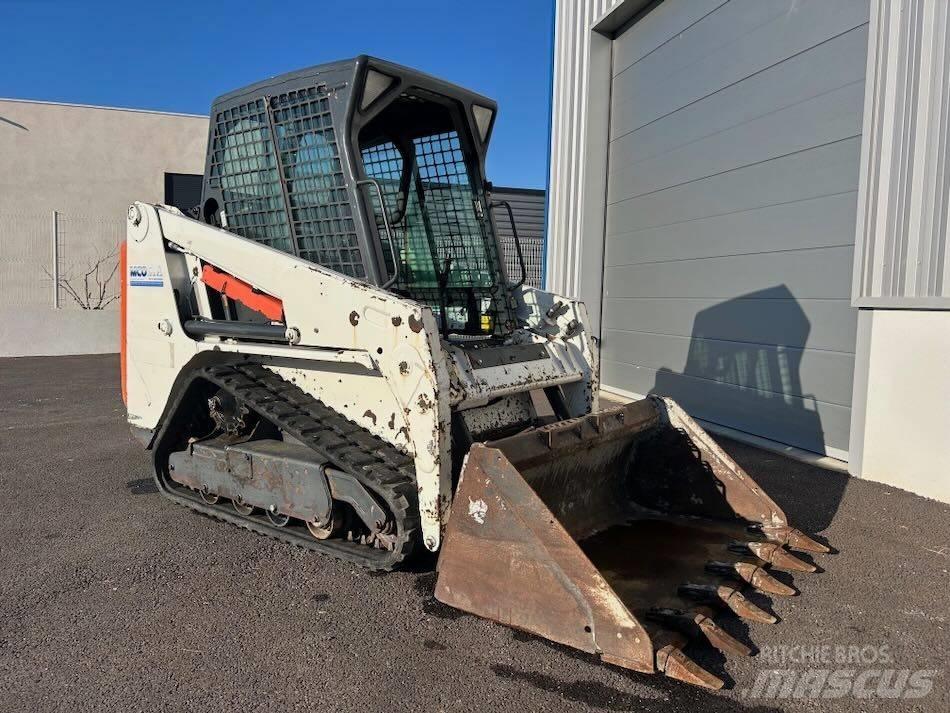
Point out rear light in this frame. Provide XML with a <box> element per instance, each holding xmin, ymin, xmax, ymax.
<box><xmin>361</xmin><ymin>69</ymin><xmax>395</xmax><ymax>111</ymax></box>
<box><xmin>472</xmin><ymin>104</ymin><xmax>494</xmax><ymax>143</ymax></box>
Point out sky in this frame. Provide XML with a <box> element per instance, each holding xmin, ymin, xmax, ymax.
<box><xmin>0</xmin><ymin>0</ymin><xmax>554</xmax><ymax>188</ymax></box>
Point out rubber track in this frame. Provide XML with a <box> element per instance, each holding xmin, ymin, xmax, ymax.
<box><xmin>157</xmin><ymin>363</ymin><xmax>420</xmax><ymax>570</ymax></box>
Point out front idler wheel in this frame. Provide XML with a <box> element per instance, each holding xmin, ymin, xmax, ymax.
<box><xmin>307</xmin><ymin>508</ymin><xmax>341</xmax><ymax>540</ymax></box>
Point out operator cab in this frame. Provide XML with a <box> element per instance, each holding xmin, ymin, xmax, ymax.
<box><xmin>200</xmin><ymin>56</ymin><xmax>521</xmax><ymax>340</ymax></box>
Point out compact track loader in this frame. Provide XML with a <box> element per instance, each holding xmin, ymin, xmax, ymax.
<box><xmin>122</xmin><ymin>56</ymin><xmax>829</xmax><ymax>689</ymax></box>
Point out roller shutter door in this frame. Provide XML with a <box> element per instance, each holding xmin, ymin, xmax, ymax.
<box><xmin>601</xmin><ymin>0</ymin><xmax>869</xmax><ymax>457</ymax></box>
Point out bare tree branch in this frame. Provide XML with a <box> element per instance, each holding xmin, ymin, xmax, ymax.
<box><xmin>42</xmin><ymin>250</ymin><xmax>120</xmax><ymax>310</ymax></box>
<box><xmin>95</xmin><ymin>256</ymin><xmax>118</xmax><ymax>309</ymax></box>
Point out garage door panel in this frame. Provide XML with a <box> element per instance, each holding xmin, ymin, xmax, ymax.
<box><xmin>606</xmin><ymin>192</ymin><xmax>859</xmax><ymax>266</ymax></box>
<box><xmin>610</xmin><ymin>0</ymin><xmax>870</xmax><ymax>137</ymax></box>
<box><xmin>609</xmin><ymin>24</ymin><xmax>869</xmax><ymax>169</ymax></box>
<box><xmin>602</xmin><ymin>0</ymin><xmax>866</xmax><ymax>457</ymax></box>
<box><xmin>601</xmin><ymin>296</ymin><xmax>858</xmax><ymax>354</ymax></box>
<box><xmin>606</xmin><ymin>137</ymin><xmax>862</xmax><ymax>234</ymax></box>
<box><xmin>614</xmin><ymin>0</ymin><xmax>803</xmax><ymax>89</ymax></box>
<box><xmin>612</xmin><ymin>0</ymin><xmax>726</xmax><ymax>76</ymax></box>
<box><xmin>602</xmin><ymin>329</ymin><xmax>855</xmax><ymax>407</ymax></box>
<box><xmin>604</xmin><ymin>246</ymin><xmax>854</xmax><ymax>300</ymax></box>
<box><xmin>610</xmin><ymin>80</ymin><xmax>865</xmax><ymax>201</ymax></box>
<box><xmin>602</xmin><ymin>360</ymin><xmax>851</xmax><ymax>456</ymax></box>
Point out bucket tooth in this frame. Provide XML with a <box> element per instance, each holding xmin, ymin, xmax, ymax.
<box><xmin>742</xmin><ymin>541</ymin><xmax>818</xmax><ymax>573</ymax></box>
<box><xmin>707</xmin><ymin>561</ymin><xmax>797</xmax><ymax>597</ymax></box>
<box><xmin>736</xmin><ymin>563</ymin><xmax>797</xmax><ymax>597</ymax></box>
<box><xmin>696</xmin><ymin>612</ymin><xmax>754</xmax><ymax>657</ymax></box>
<box><xmin>680</xmin><ymin>584</ymin><xmax>777</xmax><ymax>624</ymax></box>
<box><xmin>718</xmin><ymin>586</ymin><xmax>777</xmax><ymax>624</ymax></box>
<box><xmin>760</xmin><ymin>525</ymin><xmax>830</xmax><ymax>554</ymax></box>
<box><xmin>647</xmin><ymin>607</ymin><xmax>752</xmax><ymax>657</ymax></box>
<box><xmin>655</xmin><ymin>641</ymin><xmax>724</xmax><ymax>690</ymax></box>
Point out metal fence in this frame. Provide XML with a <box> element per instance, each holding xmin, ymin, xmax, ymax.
<box><xmin>498</xmin><ymin>234</ymin><xmax>545</xmax><ymax>289</ymax></box>
<box><xmin>0</xmin><ymin>211</ymin><xmax>124</xmax><ymax>310</ymax></box>
<box><xmin>492</xmin><ymin>188</ymin><xmax>546</xmax><ymax>289</ymax></box>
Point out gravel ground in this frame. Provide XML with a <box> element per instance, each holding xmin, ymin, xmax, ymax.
<box><xmin>1</xmin><ymin>354</ymin><xmax>947</xmax><ymax>712</ymax></box>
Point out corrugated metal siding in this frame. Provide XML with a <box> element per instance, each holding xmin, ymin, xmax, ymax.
<box><xmin>599</xmin><ymin>0</ymin><xmax>869</xmax><ymax>458</ymax></box>
<box><xmin>546</xmin><ymin>0</ymin><xmax>624</xmax><ymax>298</ymax></box>
<box><xmin>853</xmin><ymin>0</ymin><xmax>950</xmax><ymax>306</ymax></box>
<box><xmin>491</xmin><ymin>187</ymin><xmax>546</xmax><ymax>288</ymax></box>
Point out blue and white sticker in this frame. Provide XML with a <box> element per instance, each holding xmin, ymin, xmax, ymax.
<box><xmin>129</xmin><ymin>264</ymin><xmax>163</xmax><ymax>287</ymax></box>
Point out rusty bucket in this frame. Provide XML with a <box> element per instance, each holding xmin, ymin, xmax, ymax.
<box><xmin>435</xmin><ymin>396</ymin><xmax>829</xmax><ymax>689</ymax></box>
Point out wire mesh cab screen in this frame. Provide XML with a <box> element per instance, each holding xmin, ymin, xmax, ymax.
<box><xmin>208</xmin><ymin>99</ymin><xmax>293</xmax><ymax>253</ymax></box>
<box><xmin>208</xmin><ymin>89</ymin><xmax>366</xmax><ymax>278</ymax></box>
<box><xmin>359</xmin><ymin>94</ymin><xmax>512</xmax><ymax>336</ymax></box>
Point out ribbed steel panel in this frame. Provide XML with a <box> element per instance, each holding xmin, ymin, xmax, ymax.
<box><xmin>546</xmin><ymin>0</ymin><xmax>623</xmax><ymax>298</ymax></box>
<box><xmin>853</xmin><ymin>0</ymin><xmax>950</xmax><ymax>306</ymax></box>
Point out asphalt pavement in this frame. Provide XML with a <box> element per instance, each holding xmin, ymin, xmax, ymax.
<box><xmin>1</xmin><ymin>355</ymin><xmax>947</xmax><ymax>712</ymax></box>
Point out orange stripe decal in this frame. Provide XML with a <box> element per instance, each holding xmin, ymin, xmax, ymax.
<box><xmin>200</xmin><ymin>265</ymin><xmax>284</xmax><ymax>322</ymax></box>
<box><xmin>119</xmin><ymin>240</ymin><xmax>128</xmax><ymax>405</ymax></box>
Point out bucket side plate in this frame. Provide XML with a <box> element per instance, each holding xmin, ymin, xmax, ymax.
<box><xmin>435</xmin><ymin>444</ymin><xmax>655</xmax><ymax>674</ymax></box>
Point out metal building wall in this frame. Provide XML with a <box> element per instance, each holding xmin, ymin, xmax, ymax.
<box><xmin>599</xmin><ymin>0</ymin><xmax>868</xmax><ymax>459</ymax></box>
<box><xmin>546</xmin><ymin>0</ymin><xmax>624</xmax><ymax>311</ymax></box>
<box><xmin>852</xmin><ymin>0</ymin><xmax>950</xmax><ymax>307</ymax></box>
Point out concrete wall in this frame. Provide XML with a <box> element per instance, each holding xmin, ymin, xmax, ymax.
<box><xmin>0</xmin><ymin>308</ymin><xmax>121</xmax><ymax>357</ymax></box>
<box><xmin>852</xmin><ymin>310</ymin><xmax>950</xmax><ymax>502</ymax></box>
<box><xmin>0</xmin><ymin>99</ymin><xmax>208</xmax><ymax>357</ymax></box>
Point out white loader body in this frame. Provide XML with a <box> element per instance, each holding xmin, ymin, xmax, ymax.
<box><xmin>124</xmin><ymin>202</ymin><xmax>597</xmax><ymax>550</ymax></box>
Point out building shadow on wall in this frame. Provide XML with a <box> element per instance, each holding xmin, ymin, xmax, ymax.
<box><xmin>650</xmin><ymin>284</ymin><xmax>847</xmax><ymax>532</ymax></box>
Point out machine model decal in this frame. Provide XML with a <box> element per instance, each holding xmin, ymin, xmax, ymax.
<box><xmin>129</xmin><ymin>264</ymin><xmax>164</xmax><ymax>287</ymax></box>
